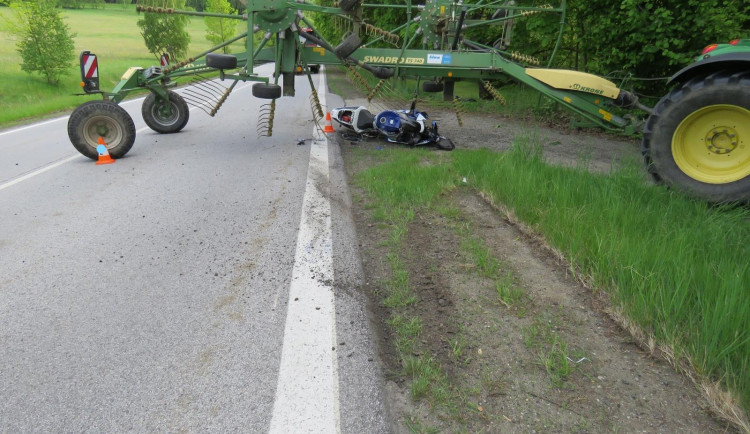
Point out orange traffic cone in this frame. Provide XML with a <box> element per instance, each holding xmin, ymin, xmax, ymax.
<box><xmin>323</xmin><ymin>111</ymin><xmax>335</xmax><ymax>133</ymax></box>
<box><xmin>95</xmin><ymin>137</ymin><xmax>115</xmax><ymax>165</ymax></box>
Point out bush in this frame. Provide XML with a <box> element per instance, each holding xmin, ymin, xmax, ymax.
<box><xmin>137</xmin><ymin>0</ymin><xmax>190</xmax><ymax>61</ymax></box>
<box><xmin>204</xmin><ymin>0</ymin><xmax>237</xmax><ymax>53</ymax></box>
<box><xmin>5</xmin><ymin>0</ymin><xmax>76</xmax><ymax>85</ymax></box>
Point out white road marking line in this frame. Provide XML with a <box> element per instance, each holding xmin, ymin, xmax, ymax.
<box><xmin>0</xmin><ymin>81</ymin><xmax>255</xmax><ymax>189</ymax></box>
<box><xmin>0</xmin><ymin>116</ymin><xmax>69</xmax><ymax>138</ymax></box>
<box><xmin>0</xmin><ymin>96</ymin><xmax>149</xmax><ymax>138</ymax></box>
<box><xmin>269</xmin><ymin>68</ymin><xmax>341</xmax><ymax>434</ymax></box>
<box><xmin>0</xmin><ymin>154</ymin><xmax>82</xmax><ymax>192</ymax></box>
<box><xmin>0</xmin><ymin>80</ymin><xmax>254</xmax><ymax>138</ymax></box>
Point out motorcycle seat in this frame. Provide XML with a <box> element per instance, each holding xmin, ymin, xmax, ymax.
<box><xmin>357</xmin><ymin>109</ymin><xmax>375</xmax><ymax>130</ymax></box>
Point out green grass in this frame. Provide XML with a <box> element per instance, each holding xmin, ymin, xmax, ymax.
<box><xmin>356</xmin><ymin>151</ymin><xmax>490</xmax><ymax>424</ymax></box>
<box><xmin>354</xmin><ymin>138</ymin><xmax>750</xmax><ymax>418</ymax></box>
<box><xmin>495</xmin><ymin>272</ymin><xmax>524</xmax><ymax>308</ymax></box>
<box><xmin>454</xmin><ymin>137</ymin><xmax>750</xmax><ymax>411</ymax></box>
<box><xmin>461</xmin><ymin>237</ymin><xmax>500</xmax><ymax>278</ymax></box>
<box><xmin>454</xmin><ymin>221</ymin><xmax>526</xmax><ymax>309</ymax></box>
<box><xmin>522</xmin><ymin>314</ymin><xmax>585</xmax><ymax>388</ymax></box>
<box><xmin>0</xmin><ymin>4</ymin><xmax>244</xmax><ymax>126</ymax></box>
<box><xmin>540</xmin><ymin>338</ymin><xmax>575</xmax><ymax>387</ymax></box>
<box><xmin>403</xmin><ymin>412</ymin><xmax>440</xmax><ymax>434</ymax></box>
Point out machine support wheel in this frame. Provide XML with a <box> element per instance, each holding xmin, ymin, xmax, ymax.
<box><xmin>252</xmin><ymin>83</ymin><xmax>282</xmax><ymax>99</ymax></box>
<box><xmin>206</xmin><ymin>53</ymin><xmax>237</xmax><ymax>70</ymax></box>
<box><xmin>423</xmin><ymin>81</ymin><xmax>444</xmax><ymax>93</ymax></box>
<box><xmin>338</xmin><ymin>0</ymin><xmax>360</xmax><ymax>12</ymax></box>
<box><xmin>142</xmin><ymin>90</ymin><xmax>189</xmax><ymax>133</ymax></box>
<box><xmin>67</xmin><ymin>100</ymin><xmax>136</xmax><ymax>160</ymax></box>
<box><xmin>334</xmin><ymin>33</ymin><xmax>362</xmax><ymax>59</ymax></box>
<box><xmin>642</xmin><ymin>71</ymin><xmax>750</xmax><ymax>203</ymax></box>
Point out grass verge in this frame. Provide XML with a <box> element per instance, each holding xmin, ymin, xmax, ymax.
<box><xmin>355</xmin><ymin>137</ymin><xmax>750</xmax><ymax>429</ymax></box>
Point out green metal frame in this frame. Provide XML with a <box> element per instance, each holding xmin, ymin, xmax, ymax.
<box><xmin>90</xmin><ymin>0</ymin><xmax>635</xmax><ymax>132</ymax></box>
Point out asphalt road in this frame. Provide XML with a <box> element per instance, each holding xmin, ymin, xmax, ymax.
<box><xmin>0</xmin><ymin>66</ymin><xmax>390</xmax><ymax>432</ymax></box>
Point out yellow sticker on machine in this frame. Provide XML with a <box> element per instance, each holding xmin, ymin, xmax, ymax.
<box><xmin>598</xmin><ymin>108</ymin><xmax>613</xmax><ymax>121</ymax></box>
<box><xmin>363</xmin><ymin>56</ymin><xmax>425</xmax><ymax>65</ymax></box>
<box><xmin>121</xmin><ymin>67</ymin><xmax>142</xmax><ymax>81</ymax></box>
<box><xmin>313</xmin><ymin>47</ymin><xmax>326</xmax><ymax>56</ymax></box>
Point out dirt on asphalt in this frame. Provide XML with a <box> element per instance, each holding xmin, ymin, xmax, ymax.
<box><xmin>328</xmin><ymin>68</ymin><xmax>739</xmax><ymax>433</ymax></box>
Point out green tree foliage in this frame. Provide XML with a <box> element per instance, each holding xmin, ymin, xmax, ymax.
<box><xmin>204</xmin><ymin>0</ymin><xmax>236</xmax><ymax>53</ymax></box>
<box><xmin>579</xmin><ymin>0</ymin><xmax>744</xmax><ymax>78</ymax></box>
<box><xmin>509</xmin><ymin>0</ymin><xmax>748</xmax><ymax>94</ymax></box>
<box><xmin>311</xmin><ymin>0</ymin><xmax>343</xmax><ymax>45</ymax></box>
<box><xmin>312</xmin><ymin>0</ymin><xmax>410</xmax><ymax>49</ymax></box>
<box><xmin>185</xmin><ymin>0</ymin><xmax>205</xmax><ymax>11</ymax></box>
<box><xmin>57</xmin><ymin>0</ymin><xmax>105</xmax><ymax>10</ymax></box>
<box><xmin>5</xmin><ymin>0</ymin><xmax>76</xmax><ymax>85</ymax></box>
<box><xmin>365</xmin><ymin>0</ymin><xmax>408</xmax><ymax>47</ymax></box>
<box><xmin>186</xmin><ymin>0</ymin><xmax>242</xmax><ymax>12</ymax></box>
<box><xmin>137</xmin><ymin>0</ymin><xmax>191</xmax><ymax>61</ymax></box>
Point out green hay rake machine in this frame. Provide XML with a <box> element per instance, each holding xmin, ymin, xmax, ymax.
<box><xmin>67</xmin><ymin>0</ymin><xmax>750</xmax><ymax>203</ymax></box>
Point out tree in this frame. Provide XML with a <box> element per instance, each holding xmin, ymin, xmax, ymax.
<box><xmin>482</xmin><ymin>0</ymin><xmax>748</xmax><ymax>96</ymax></box>
<box><xmin>576</xmin><ymin>0</ymin><xmax>746</xmax><ymax>94</ymax></box>
<box><xmin>5</xmin><ymin>0</ymin><xmax>76</xmax><ymax>85</ymax></box>
<box><xmin>204</xmin><ymin>0</ymin><xmax>236</xmax><ymax>53</ymax></box>
<box><xmin>137</xmin><ymin>0</ymin><xmax>191</xmax><ymax>61</ymax></box>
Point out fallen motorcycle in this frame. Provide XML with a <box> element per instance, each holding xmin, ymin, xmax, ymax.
<box><xmin>330</xmin><ymin>104</ymin><xmax>455</xmax><ymax>150</ymax></box>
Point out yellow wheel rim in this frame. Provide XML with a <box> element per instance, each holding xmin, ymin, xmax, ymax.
<box><xmin>672</xmin><ymin>104</ymin><xmax>750</xmax><ymax>184</ymax></box>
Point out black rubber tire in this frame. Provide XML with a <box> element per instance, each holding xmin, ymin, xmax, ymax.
<box><xmin>435</xmin><ymin>137</ymin><xmax>455</xmax><ymax>151</ymax></box>
<box><xmin>334</xmin><ymin>33</ymin><xmax>362</xmax><ymax>59</ymax></box>
<box><xmin>309</xmin><ymin>64</ymin><xmax>320</xmax><ymax>74</ymax></box>
<box><xmin>252</xmin><ymin>83</ymin><xmax>282</xmax><ymax>99</ymax></box>
<box><xmin>642</xmin><ymin>70</ymin><xmax>750</xmax><ymax>203</ymax></box>
<box><xmin>142</xmin><ymin>91</ymin><xmax>189</xmax><ymax>134</ymax></box>
<box><xmin>67</xmin><ymin>100</ymin><xmax>136</xmax><ymax>160</ymax></box>
<box><xmin>338</xmin><ymin>0</ymin><xmax>360</xmax><ymax>12</ymax></box>
<box><xmin>206</xmin><ymin>53</ymin><xmax>237</xmax><ymax>69</ymax></box>
<box><xmin>423</xmin><ymin>81</ymin><xmax>444</xmax><ymax>93</ymax></box>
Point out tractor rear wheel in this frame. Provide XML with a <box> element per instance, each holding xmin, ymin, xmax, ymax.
<box><xmin>142</xmin><ymin>91</ymin><xmax>189</xmax><ymax>134</ymax></box>
<box><xmin>67</xmin><ymin>100</ymin><xmax>136</xmax><ymax>160</ymax></box>
<box><xmin>643</xmin><ymin>71</ymin><xmax>750</xmax><ymax>203</ymax></box>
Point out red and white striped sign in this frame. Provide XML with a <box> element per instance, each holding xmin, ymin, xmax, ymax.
<box><xmin>82</xmin><ymin>53</ymin><xmax>98</xmax><ymax>78</ymax></box>
<box><xmin>160</xmin><ymin>53</ymin><xmax>170</xmax><ymax>67</ymax></box>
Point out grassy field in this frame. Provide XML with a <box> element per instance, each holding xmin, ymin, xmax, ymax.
<box><xmin>0</xmin><ymin>4</ymin><xmax>244</xmax><ymax>127</ymax></box>
<box><xmin>354</xmin><ymin>141</ymin><xmax>750</xmax><ymax>428</ymax></box>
